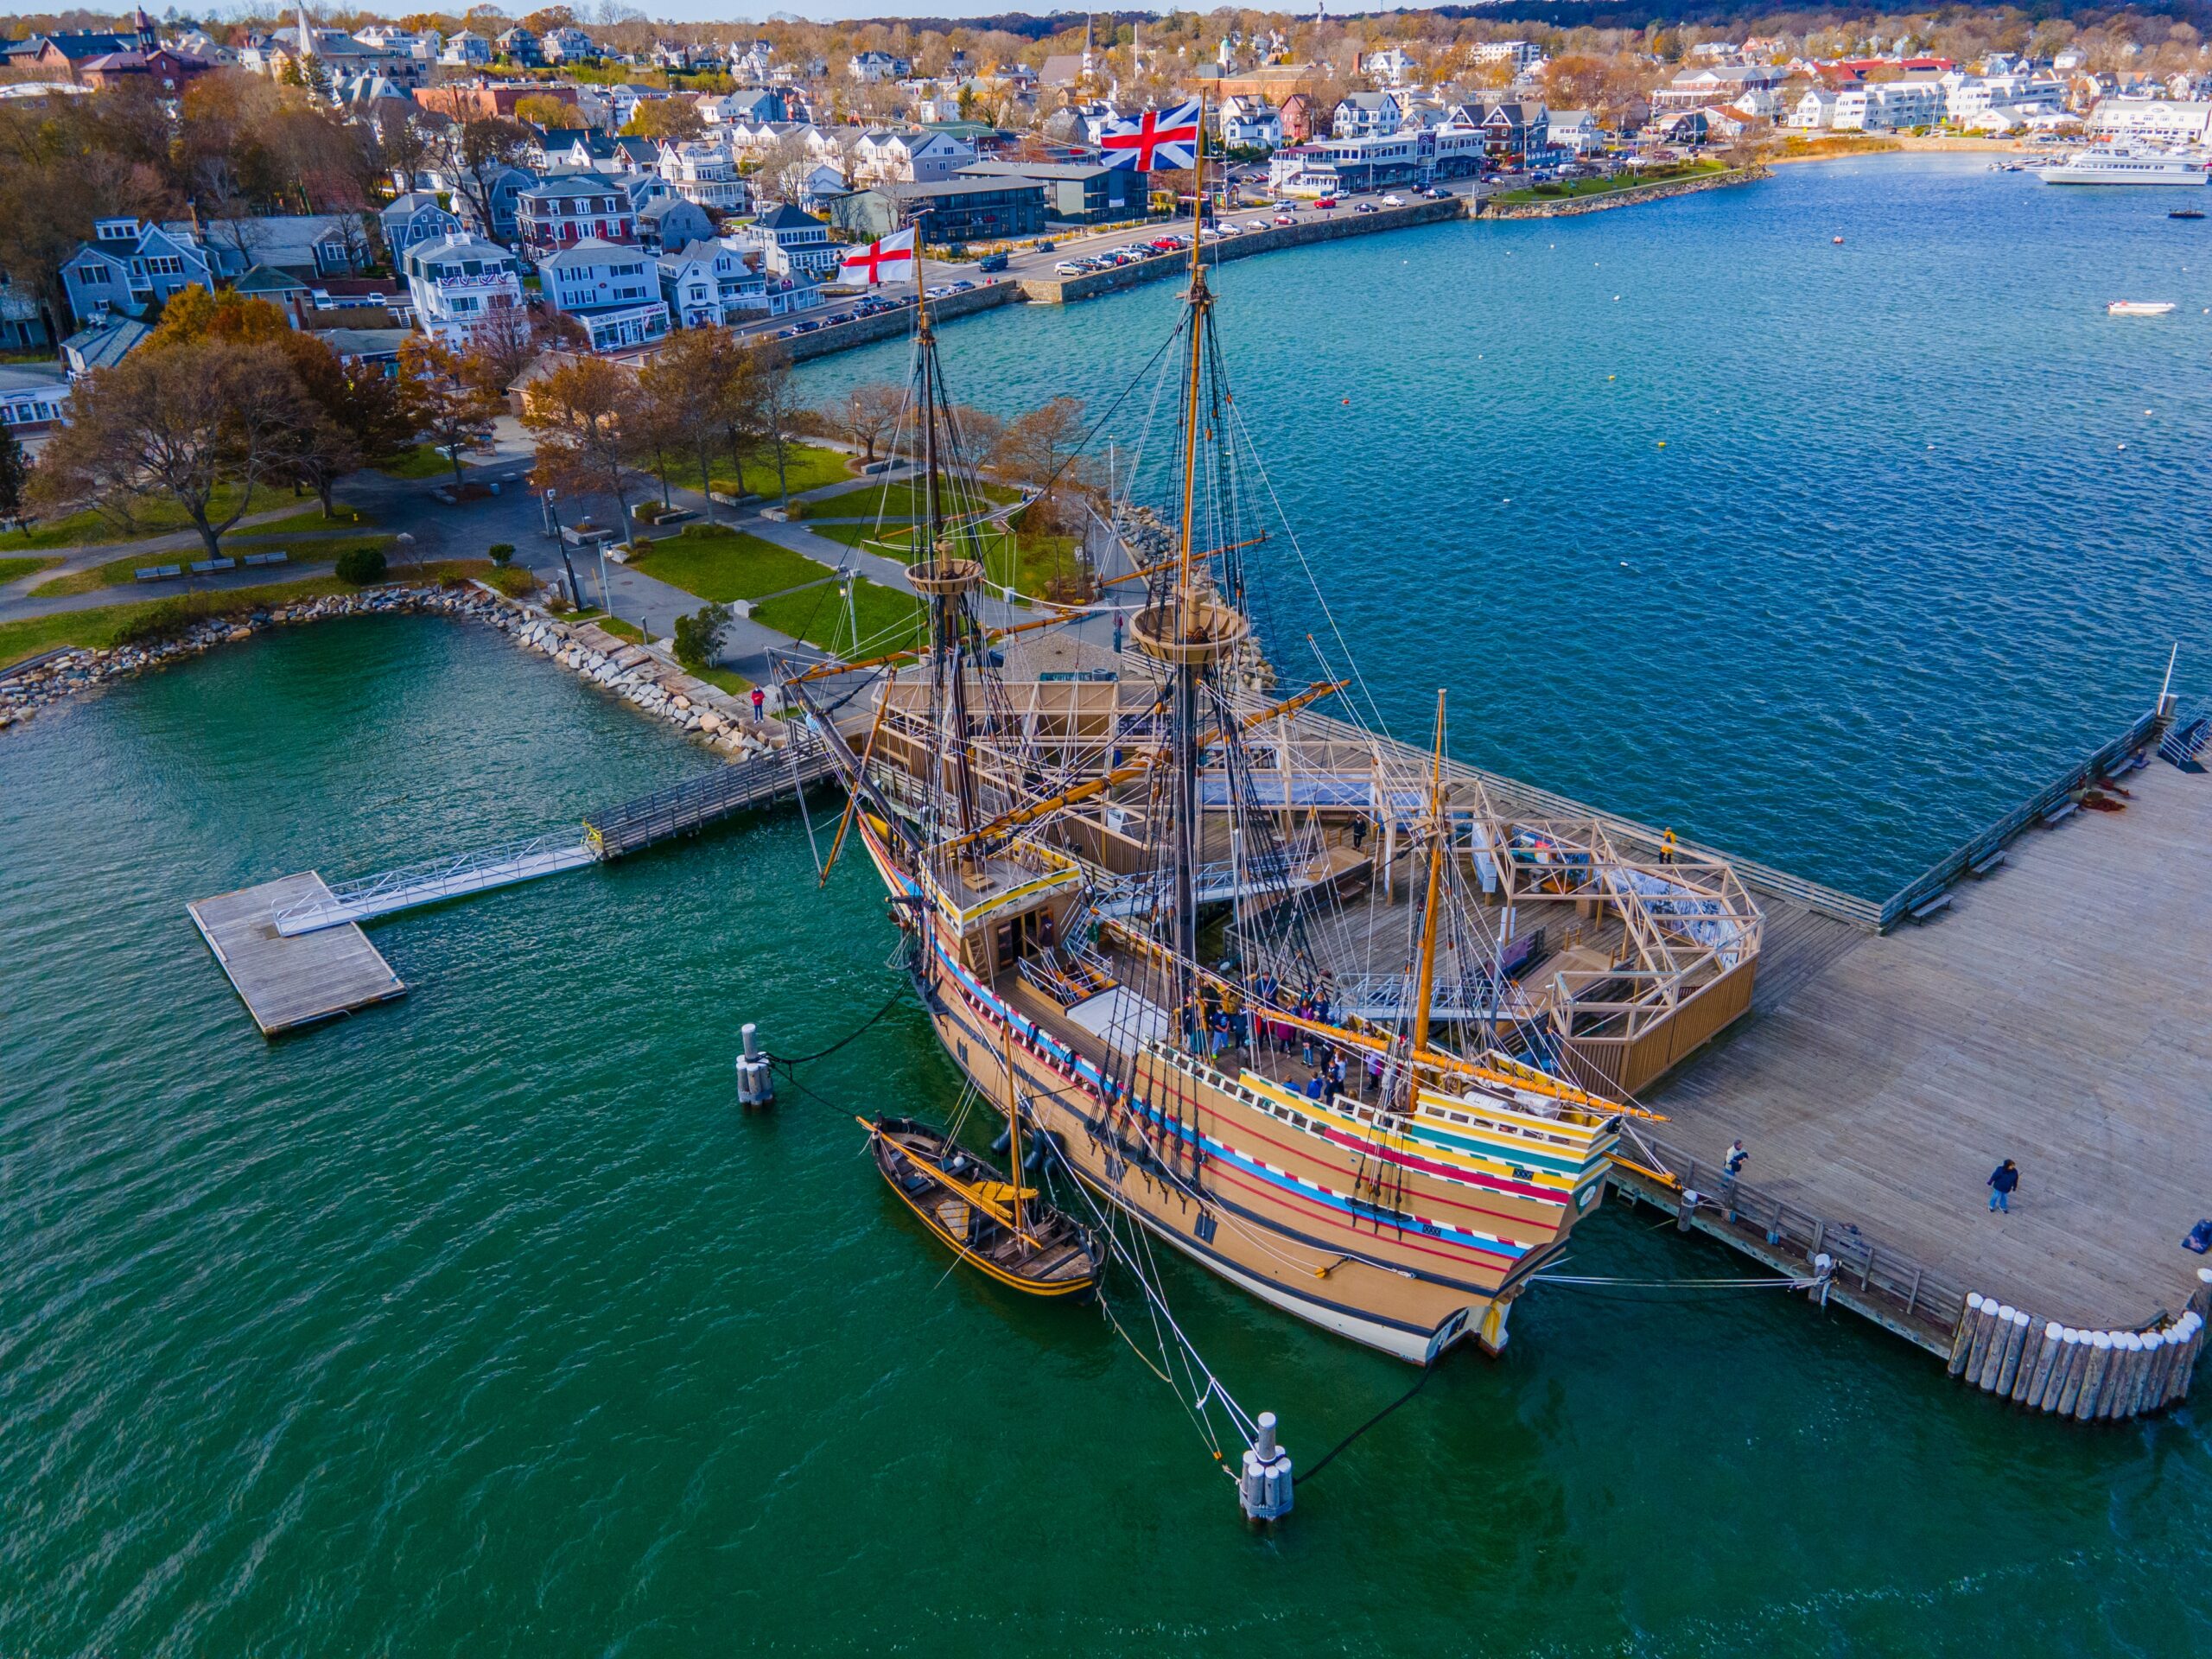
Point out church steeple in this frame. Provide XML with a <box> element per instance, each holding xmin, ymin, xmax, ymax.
<box><xmin>132</xmin><ymin>5</ymin><xmax>157</xmax><ymax>51</ymax></box>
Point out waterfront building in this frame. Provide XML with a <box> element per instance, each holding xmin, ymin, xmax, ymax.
<box><xmin>1650</xmin><ymin>62</ymin><xmax>1789</xmax><ymax>112</ymax></box>
<box><xmin>537</xmin><ymin>238</ymin><xmax>671</xmax><ymax>351</ymax></box>
<box><xmin>1548</xmin><ymin>110</ymin><xmax>1602</xmax><ymax>154</ymax></box>
<box><xmin>737</xmin><ymin>202</ymin><xmax>842</xmax><ymax>279</ymax></box>
<box><xmin>655</xmin><ymin>239</ymin><xmax>770</xmax><ymax>327</ymax></box>
<box><xmin>852</xmin><ymin>128</ymin><xmax>979</xmax><ymax>185</ymax></box>
<box><xmin>401</xmin><ymin>231</ymin><xmax>524</xmax><ymax>345</ymax></box>
<box><xmin>1789</xmin><ymin>88</ymin><xmax>1840</xmax><ymax>130</ymax></box>
<box><xmin>956</xmin><ymin>161</ymin><xmax>1148</xmax><ymax>225</ymax></box>
<box><xmin>2090</xmin><ymin>98</ymin><xmax>2212</xmax><ymax>146</ymax></box>
<box><xmin>830</xmin><ymin>178</ymin><xmax>1046</xmax><ymax>245</ymax></box>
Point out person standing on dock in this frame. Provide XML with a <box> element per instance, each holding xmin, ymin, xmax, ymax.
<box><xmin>1988</xmin><ymin>1160</ymin><xmax>2021</xmax><ymax>1213</ymax></box>
<box><xmin>1661</xmin><ymin>829</ymin><xmax>1679</xmax><ymax>865</ymax></box>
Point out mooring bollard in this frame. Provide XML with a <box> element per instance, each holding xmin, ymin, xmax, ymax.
<box><xmin>1675</xmin><ymin>1190</ymin><xmax>1699</xmax><ymax>1233</ymax></box>
<box><xmin>735</xmin><ymin>1021</ymin><xmax>775</xmax><ymax>1108</ymax></box>
<box><xmin>1239</xmin><ymin>1410</ymin><xmax>1294</xmax><ymax>1525</ymax></box>
<box><xmin>1809</xmin><ymin>1251</ymin><xmax>1834</xmax><ymax>1307</ymax></box>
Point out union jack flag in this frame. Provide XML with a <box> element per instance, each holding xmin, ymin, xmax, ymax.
<box><xmin>1098</xmin><ymin>99</ymin><xmax>1203</xmax><ymax>171</ymax></box>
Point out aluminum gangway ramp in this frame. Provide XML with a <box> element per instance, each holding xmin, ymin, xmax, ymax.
<box><xmin>271</xmin><ymin>833</ymin><xmax>595</xmax><ymax>937</ymax></box>
<box><xmin>583</xmin><ymin>737</ymin><xmax>834</xmax><ymax>860</ymax></box>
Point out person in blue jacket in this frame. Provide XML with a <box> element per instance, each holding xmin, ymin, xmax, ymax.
<box><xmin>1988</xmin><ymin>1160</ymin><xmax>2020</xmax><ymax>1213</ymax></box>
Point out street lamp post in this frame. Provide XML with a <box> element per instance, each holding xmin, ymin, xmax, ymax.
<box><xmin>545</xmin><ymin>488</ymin><xmax>584</xmax><ymax>610</ymax></box>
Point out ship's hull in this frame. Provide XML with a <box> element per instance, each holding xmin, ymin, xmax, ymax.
<box><xmin>855</xmin><ymin>816</ymin><xmax>1617</xmax><ymax>1364</ymax></box>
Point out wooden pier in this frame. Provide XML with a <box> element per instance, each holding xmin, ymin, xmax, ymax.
<box><xmin>582</xmin><ymin>737</ymin><xmax>834</xmax><ymax>859</ymax></box>
<box><xmin>188</xmin><ymin>874</ymin><xmax>406</xmax><ymax>1037</ymax></box>
<box><xmin>1616</xmin><ymin>715</ymin><xmax>2212</xmax><ymax>1419</ymax></box>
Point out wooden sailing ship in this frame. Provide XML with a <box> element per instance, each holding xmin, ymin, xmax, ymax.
<box><xmin>786</xmin><ymin>140</ymin><xmax>1763</xmax><ymax>1363</ymax></box>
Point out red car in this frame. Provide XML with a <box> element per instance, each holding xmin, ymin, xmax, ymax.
<box><xmin>1314</xmin><ymin>195</ymin><xmax>1338</xmax><ymax>209</ymax></box>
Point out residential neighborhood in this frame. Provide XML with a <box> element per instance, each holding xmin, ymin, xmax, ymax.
<box><xmin>0</xmin><ymin>0</ymin><xmax>2204</xmax><ymax>454</ymax></box>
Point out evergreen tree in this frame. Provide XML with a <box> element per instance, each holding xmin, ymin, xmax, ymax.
<box><xmin>0</xmin><ymin>423</ymin><xmax>23</xmax><ymax>526</ymax></box>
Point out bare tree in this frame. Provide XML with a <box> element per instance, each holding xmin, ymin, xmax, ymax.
<box><xmin>992</xmin><ymin>394</ymin><xmax>1097</xmax><ymax>531</ymax></box>
<box><xmin>31</xmin><ymin>339</ymin><xmax>308</xmax><ymax>562</ymax></box>
<box><xmin>427</xmin><ymin>116</ymin><xmax>532</xmax><ymax>241</ymax></box>
<box><xmin>836</xmin><ymin>379</ymin><xmax>906</xmax><ymax>464</ymax></box>
<box><xmin>749</xmin><ymin>342</ymin><xmax>801</xmax><ymax>507</ymax></box>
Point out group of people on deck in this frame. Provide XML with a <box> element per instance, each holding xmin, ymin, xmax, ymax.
<box><xmin>1180</xmin><ymin>969</ymin><xmax>1388</xmax><ymax>1107</ymax></box>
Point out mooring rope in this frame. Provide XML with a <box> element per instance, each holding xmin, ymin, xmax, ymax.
<box><xmin>1300</xmin><ymin>1363</ymin><xmax>1439</xmax><ymax>1488</ymax></box>
<box><xmin>770</xmin><ymin>988</ymin><xmax>908</xmax><ymax>1071</ymax></box>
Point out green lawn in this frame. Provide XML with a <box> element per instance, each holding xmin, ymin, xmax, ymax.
<box><xmin>30</xmin><ymin>535</ymin><xmax>394</xmax><ymax>598</ymax></box>
<box><xmin>752</xmin><ymin>576</ymin><xmax>924</xmax><ymax>657</ymax></box>
<box><xmin>804</xmin><ymin>519</ymin><xmax>1078</xmax><ymax>601</ymax></box>
<box><xmin>0</xmin><ymin>482</ymin><xmax>301</xmax><ymax>552</ymax></box>
<box><xmin>629</xmin><ymin>525</ymin><xmax>834</xmax><ymax>602</ymax></box>
<box><xmin>0</xmin><ymin>560</ymin><xmax>498</xmax><ymax>668</ymax></box>
<box><xmin>659</xmin><ymin>442</ymin><xmax>856</xmax><ymax>503</ymax></box>
<box><xmin>1496</xmin><ymin>161</ymin><xmax>1726</xmax><ymax>204</ymax></box>
<box><xmin>376</xmin><ymin>444</ymin><xmax>471</xmax><ymax>480</ymax></box>
<box><xmin>791</xmin><ymin>477</ymin><xmax>1019</xmax><ymax>521</ymax></box>
<box><xmin>690</xmin><ymin>664</ymin><xmax>752</xmax><ymax>696</ymax></box>
<box><xmin>595</xmin><ymin>616</ymin><xmax>645</xmax><ymax>645</ymax></box>
<box><xmin>0</xmin><ymin>556</ymin><xmax>60</xmax><ymax>583</ymax></box>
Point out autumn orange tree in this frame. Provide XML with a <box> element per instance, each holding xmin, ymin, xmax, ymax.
<box><xmin>636</xmin><ymin>324</ymin><xmax>748</xmax><ymax>522</ymax></box>
<box><xmin>397</xmin><ymin>335</ymin><xmax>500</xmax><ymax>485</ymax></box>
<box><xmin>523</xmin><ymin>355</ymin><xmax>644</xmax><ymax>531</ymax></box>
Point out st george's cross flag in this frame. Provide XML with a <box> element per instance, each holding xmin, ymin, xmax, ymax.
<box><xmin>1098</xmin><ymin>99</ymin><xmax>1202</xmax><ymax>171</ymax></box>
<box><xmin>837</xmin><ymin>226</ymin><xmax>918</xmax><ymax>285</ymax></box>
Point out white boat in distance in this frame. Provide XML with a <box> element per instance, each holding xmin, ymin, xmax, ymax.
<box><xmin>2107</xmin><ymin>301</ymin><xmax>2178</xmax><ymax>315</ymax></box>
<box><xmin>2040</xmin><ymin>147</ymin><xmax>2210</xmax><ymax>186</ymax></box>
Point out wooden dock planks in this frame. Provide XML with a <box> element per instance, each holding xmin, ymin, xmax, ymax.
<box><xmin>1650</xmin><ymin>756</ymin><xmax>2212</xmax><ymax>1332</ymax></box>
<box><xmin>188</xmin><ymin>873</ymin><xmax>406</xmax><ymax>1038</ymax></box>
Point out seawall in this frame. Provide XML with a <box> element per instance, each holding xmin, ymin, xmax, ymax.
<box><xmin>1017</xmin><ymin>194</ymin><xmax>1466</xmax><ymax>304</ymax></box>
<box><xmin>1479</xmin><ymin>164</ymin><xmax>1770</xmax><ymax>219</ymax></box>
<box><xmin>773</xmin><ymin>278</ymin><xmax>1017</xmax><ymax>364</ymax></box>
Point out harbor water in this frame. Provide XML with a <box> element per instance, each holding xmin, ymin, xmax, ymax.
<box><xmin>5</xmin><ymin>157</ymin><xmax>2212</xmax><ymax>1655</ymax></box>
<box><xmin>819</xmin><ymin>153</ymin><xmax>2212</xmax><ymax>896</ymax></box>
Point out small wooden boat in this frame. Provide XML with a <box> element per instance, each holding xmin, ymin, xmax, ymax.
<box><xmin>860</xmin><ymin>1115</ymin><xmax>1100</xmax><ymax>1296</ymax></box>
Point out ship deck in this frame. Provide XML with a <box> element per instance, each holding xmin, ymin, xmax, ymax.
<box><xmin>1646</xmin><ymin>750</ymin><xmax>2212</xmax><ymax>1334</ymax></box>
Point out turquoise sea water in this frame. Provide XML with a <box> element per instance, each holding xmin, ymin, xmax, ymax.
<box><xmin>817</xmin><ymin>154</ymin><xmax>2212</xmax><ymax>894</ymax></box>
<box><xmin>6</xmin><ymin>158</ymin><xmax>2212</xmax><ymax>1656</ymax></box>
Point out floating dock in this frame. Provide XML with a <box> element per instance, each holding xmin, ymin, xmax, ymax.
<box><xmin>188</xmin><ymin>873</ymin><xmax>406</xmax><ymax>1036</ymax></box>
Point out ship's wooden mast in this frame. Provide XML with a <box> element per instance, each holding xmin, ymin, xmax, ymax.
<box><xmin>1410</xmin><ymin>690</ymin><xmax>1448</xmax><ymax>1065</ymax></box>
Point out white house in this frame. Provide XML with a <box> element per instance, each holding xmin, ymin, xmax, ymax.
<box><xmin>1788</xmin><ymin>88</ymin><xmax>1838</xmax><ymax>130</ymax></box>
<box><xmin>1332</xmin><ymin>91</ymin><xmax>1402</xmax><ymax>137</ymax></box>
<box><xmin>1471</xmin><ymin>40</ymin><xmax>1543</xmax><ymax>70</ymax></box>
<box><xmin>658</xmin><ymin>140</ymin><xmax>753</xmax><ymax>213</ymax></box>
<box><xmin>2090</xmin><ymin>98</ymin><xmax>2212</xmax><ymax>145</ymax></box>
<box><xmin>655</xmin><ymin>238</ymin><xmax>770</xmax><ymax>327</ymax></box>
<box><xmin>1220</xmin><ymin>95</ymin><xmax>1282</xmax><ymax>149</ymax></box>
<box><xmin>1361</xmin><ymin>47</ymin><xmax>1415</xmax><ymax>88</ymax></box>
<box><xmin>538</xmin><ymin>238</ymin><xmax>671</xmax><ymax>351</ymax></box>
<box><xmin>851</xmin><ymin>127</ymin><xmax>977</xmax><ymax>184</ymax></box>
<box><xmin>1547</xmin><ymin>109</ymin><xmax>1601</xmax><ymax>154</ymax></box>
<box><xmin>401</xmin><ymin>231</ymin><xmax>524</xmax><ymax>345</ymax></box>
<box><xmin>735</xmin><ymin>202</ymin><xmax>840</xmax><ymax>279</ymax></box>
<box><xmin>848</xmin><ymin>50</ymin><xmax>909</xmax><ymax>83</ymax></box>
<box><xmin>541</xmin><ymin>26</ymin><xmax>597</xmax><ymax>63</ymax></box>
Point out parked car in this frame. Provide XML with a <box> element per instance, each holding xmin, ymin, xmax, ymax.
<box><xmin>978</xmin><ymin>251</ymin><xmax>1009</xmax><ymax>272</ymax></box>
<box><xmin>1053</xmin><ymin>259</ymin><xmax>1089</xmax><ymax>275</ymax></box>
<box><xmin>950</xmin><ymin>279</ymin><xmax>976</xmax><ymax>293</ymax></box>
<box><xmin>1032</xmin><ymin>238</ymin><xmax>1056</xmax><ymax>251</ymax></box>
<box><xmin>1381</xmin><ymin>194</ymin><xmax>1404</xmax><ymax>206</ymax></box>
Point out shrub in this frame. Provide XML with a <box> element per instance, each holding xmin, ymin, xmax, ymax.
<box><xmin>488</xmin><ymin>542</ymin><xmax>516</xmax><ymax>567</ymax></box>
<box><xmin>672</xmin><ymin>601</ymin><xmax>732</xmax><ymax>669</ymax></box>
<box><xmin>114</xmin><ymin>594</ymin><xmax>217</xmax><ymax>647</ymax></box>
<box><xmin>335</xmin><ymin>544</ymin><xmax>388</xmax><ymax>586</ymax></box>
<box><xmin>486</xmin><ymin>564</ymin><xmax>539</xmax><ymax>599</ymax></box>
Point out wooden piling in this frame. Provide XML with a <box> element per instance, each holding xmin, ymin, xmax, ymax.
<box><xmin>2134</xmin><ymin>1332</ymin><xmax>2166</xmax><ymax>1416</ymax></box>
<box><xmin>1994</xmin><ymin>1310</ymin><xmax>2031</xmax><ymax>1398</ymax></box>
<box><xmin>1977</xmin><ymin>1304</ymin><xmax>2015</xmax><ymax>1391</ymax></box>
<box><xmin>2022</xmin><ymin>1322</ymin><xmax>2063</xmax><ymax>1408</ymax></box>
<box><xmin>1964</xmin><ymin>1296</ymin><xmax>1999</xmax><ymax>1383</ymax></box>
<box><xmin>2164</xmin><ymin>1313</ymin><xmax>2202</xmax><ymax>1405</ymax></box>
<box><xmin>1948</xmin><ymin>1294</ymin><xmax>1983</xmax><ymax>1377</ymax></box>
<box><xmin>2075</xmin><ymin>1333</ymin><xmax>2113</xmax><ymax>1421</ymax></box>
<box><xmin>2100</xmin><ymin>1334</ymin><xmax>2136</xmax><ymax>1420</ymax></box>
<box><xmin>2052</xmin><ymin>1330</ymin><xmax>2088</xmax><ymax>1414</ymax></box>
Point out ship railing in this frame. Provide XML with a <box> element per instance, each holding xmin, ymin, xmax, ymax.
<box><xmin>1624</xmin><ymin>1131</ymin><xmax>1973</xmax><ymax>1341</ymax></box>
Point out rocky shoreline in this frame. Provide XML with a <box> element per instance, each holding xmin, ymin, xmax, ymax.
<box><xmin>1</xmin><ymin>582</ymin><xmax>786</xmax><ymax>758</ymax></box>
